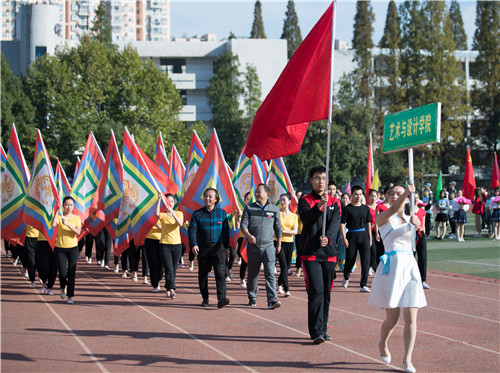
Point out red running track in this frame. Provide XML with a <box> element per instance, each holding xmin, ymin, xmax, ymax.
<box><xmin>1</xmin><ymin>253</ymin><xmax>499</xmax><ymax>372</ymax></box>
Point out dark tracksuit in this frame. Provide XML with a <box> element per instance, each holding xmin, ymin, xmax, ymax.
<box><xmin>298</xmin><ymin>192</ymin><xmax>341</xmax><ymax>341</ymax></box>
<box><xmin>188</xmin><ymin>206</ymin><xmax>230</xmax><ymax>302</ymax></box>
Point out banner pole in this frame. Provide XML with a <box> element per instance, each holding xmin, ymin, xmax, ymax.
<box><xmin>322</xmin><ymin>0</ymin><xmax>337</xmax><ymax>237</ymax></box>
<box><xmin>408</xmin><ymin>147</ymin><xmax>415</xmax><ymax>252</ymax></box>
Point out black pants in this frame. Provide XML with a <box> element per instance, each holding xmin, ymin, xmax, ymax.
<box><xmin>160</xmin><ymin>243</ymin><xmax>182</xmax><ymax>290</ymax></box>
<box><xmin>36</xmin><ymin>241</ymin><xmax>57</xmax><ymax>289</ymax></box>
<box><xmin>128</xmin><ymin>241</ymin><xmax>141</xmax><ymax>272</ymax></box>
<box><xmin>277</xmin><ymin>241</ymin><xmax>294</xmax><ymax>292</ymax></box>
<box><xmin>236</xmin><ymin>237</ymin><xmax>247</xmax><ymax>280</ymax></box>
<box><xmin>302</xmin><ymin>258</ymin><xmax>335</xmax><ymax>340</ymax></box>
<box><xmin>225</xmin><ymin>246</ymin><xmax>237</xmax><ymax>277</ymax></box>
<box><xmin>145</xmin><ymin>239</ymin><xmax>163</xmax><ymax>288</ymax></box>
<box><xmin>141</xmin><ymin>246</ymin><xmax>149</xmax><ymax>277</ymax></box>
<box><xmin>425</xmin><ymin>213</ymin><xmax>432</xmax><ymax>236</ymax></box>
<box><xmin>369</xmin><ymin>230</ymin><xmax>377</xmax><ymax>270</ymax></box>
<box><xmin>374</xmin><ymin>237</ymin><xmax>385</xmax><ymax>266</ymax></box>
<box><xmin>415</xmin><ymin>232</ymin><xmax>427</xmax><ymax>282</ymax></box>
<box><xmin>17</xmin><ymin>244</ymin><xmax>26</xmax><ymax>268</ymax></box>
<box><xmin>95</xmin><ymin>229</ymin><xmax>111</xmax><ymax>266</ymax></box>
<box><xmin>344</xmin><ymin>231</ymin><xmax>371</xmax><ymax>288</ymax></box>
<box><xmin>55</xmin><ymin>246</ymin><xmax>78</xmax><ymax>297</ymax></box>
<box><xmin>449</xmin><ymin>219</ymin><xmax>456</xmax><ymax>235</ymax></box>
<box><xmin>78</xmin><ymin>239</ymin><xmax>84</xmax><ymax>254</ymax></box>
<box><xmin>24</xmin><ymin>237</ymin><xmax>37</xmax><ymax>282</ymax></box>
<box><xmin>197</xmin><ymin>246</ymin><xmax>226</xmax><ymax>301</ymax></box>
<box><xmin>295</xmin><ymin>234</ymin><xmax>302</xmax><ymax>269</ymax></box>
<box><xmin>84</xmin><ymin>234</ymin><xmax>94</xmax><ymax>259</ymax></box>
<box><xmin>115</xmin><ymin>249</ymin><xmax>129</xmax><ymax>271</ymax></box>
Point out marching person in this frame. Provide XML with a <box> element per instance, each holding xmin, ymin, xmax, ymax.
<box><xmin>241</xmin><ymin>183</ymin><xmax>282</xmax><ymax>310</ymax></box>
<box><xmin>36</xmin><ymin>231</ymin><xmax>58</xmax><ymax>295</ymax></box>
<box><xmin>24</xmin><ymin>224</ymin><xmax>39</xmax><ymax>288</ymax></box>
<box><xmin>298</xmin><ymin>166</ymin><xmax>341</xmax><ymax>344</ymax></box>
<box><xmin>51</xmin><ymin>196</ymin><xmax>82</xmax><ymax>304</ymax></box>
<box><xmin>188</xmin><ymin>188</ymin><xmax>231</xmax><ymax>308</ymax></box>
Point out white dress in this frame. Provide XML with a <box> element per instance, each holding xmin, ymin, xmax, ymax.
<box><xmin>368</xmin><ymin>213</ymin><xmax>427</xmax><ymax>309</ymax></box>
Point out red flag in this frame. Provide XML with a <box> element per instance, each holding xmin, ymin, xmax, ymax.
<box><xmin>490</xmin><ymin>152</ymin><xmax>500</xmax><ymax>190</ymax></box>
<box><xmin>244</xmin><ymin>3</ymin><xmax>333</xmax><ymax>160</ymax></box>
<box><xmin>463</xmin><ymin>146</ymin><xmax>476</xmax><ymax>200</ymax></box>
<box><xmin>366</xmin><ymin>135</ymin><xmax>373</xmax><ymax>197</ymax></box>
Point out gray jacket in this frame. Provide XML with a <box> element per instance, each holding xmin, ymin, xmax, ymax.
<box><xmin>240</xmin><ymin>201</ymin><xmax>282</xmax><ymax>245</ymax></box>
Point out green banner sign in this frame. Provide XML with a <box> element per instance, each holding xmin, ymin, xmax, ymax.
<box><xmin>383</xmin><ymin>102</ymin><xmax>441</xmax><ymax>153</ymax></box>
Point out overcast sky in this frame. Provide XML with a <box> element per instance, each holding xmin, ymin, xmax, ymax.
<box><xmin>170</xmin><ymin>0</ymin><xmax>478</xmax><ymax>49</ymax></box>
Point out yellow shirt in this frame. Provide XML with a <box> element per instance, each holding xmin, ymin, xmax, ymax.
<box><xmin>37</xmin><ymin>231</ymin><xmax>48</xmax><ymax>241</ymax></box>
<box><xmin>56</xmin><ymin>214</ymin><xmax>82</xmax><ymax>248</ymax></box>
<box><xmin>297</xmin><ymin>214</ymin><xmax>303</xmax><ymax>235</ymax></box>
<box><xmin>26</xmin><ymin>225</ymin><xmax>39</xmax><ymax>238</ymax></box>
<box><xmin>280</xmin><ymin>211</ymin><xmax>298</xmax><ymax>243</ymax></box>
<box><xmin>146</xmin><ymin>219</ymin><xmax>162</xmax><ymax>240</ymax></box>
<box><xmin>159</xmin><ymin>211</ymin><xmax>183</xmax><ymax>245</ymax></box>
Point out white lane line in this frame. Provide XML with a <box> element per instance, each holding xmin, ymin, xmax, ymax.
<box><xmin>428</xmin><ymin>287</ymin><xmax>499</xmax><ymax>301</ymax></box>
<box><xmin>430</xmin><ymin>272</ymin><xmax>500</xmax><ymax>285</ymax></box>
<box><xmin>437</xmin><ymin>259</ymin><xmax>500</xmax><ymax>268</ymax></box>
<box><xmin>80</xmin><ymin>271</ymin><xmax>256</xmax><ymax>373</ymax></box>
<box><xmin>2</xmin><ymin>255</ymin><xmax>108</xmax><ymax>373</ymax></box>
<box><xmin>426</xmin><ymin>306</ymin><xmax>499</xmax><ymax>323</ymax></box>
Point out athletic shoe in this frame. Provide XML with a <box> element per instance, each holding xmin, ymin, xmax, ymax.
<box><xmin>170</xmin><ymin>289</ymin><xmax>176</xmax><ymax>299</ymax></box>
<box><xmin>240</xmin><ymin>279</ymin><xmax>247</xmax><ymax>288</ymax></box>
<box><xmin>248</xmin><ymin>299</ymin><xmax>256</xmax><ymax>307</ymax></box>
<box><xmin>225</xmin><ymin>276</ymin><xmax>231</xmax><ymax>282</ymax></box>
<box><xmin>201</xmin><ymin>299</ymin><xmax>209</xmax><ymax>307</ymax></box>
<box><xmin>284</xmin><ymin>291</ymin><xmax>291</xmax><ymax>297</ymax></box>
<box><xmin>152</xmin><ymin>286</ymin><xmax>159</xmax><ymax>293</ymax></box>
<box><xmin>97</xmin><ymin>260</ymin><xmax>101</xmax><ymax>266</ymax></box>
<box><xmin>295</xmin><ymin>268</ymin><xmax>302</xmax><ymax>277</ymax></box>
<box><xmin>41</xmin><ymin>284</ymin><xmax>47</xmax><ymax>294</ymax></box>
<box><xmin>114</xmin><ymin>265</ymin><xmax>120</xmax><ymax>273</ymax></box>
<box><xmin>369</xmin><ymin>268</ymin><xmax>374</xmax><ymax>276</ymax></box>
<box><xmin>105</xmin><ymin>265</ymin><xmax>109</xmax><ymax>269</ymax></box>
<box><xmin>360</xmin><ymin>286</ymin><xmax>371</xmax><ymax>293</ymax></box>
<box><xmin>47</xmin><ymin>289</ymin><xmax>54</xmax><ymax>295</ymax></box>
<box><xmin>449</xmin><ymin>234</ymin><xmax>457</xmax><ymax>239</ymax></box>
<box><xmin>177</xmin><ymin>263</ymin><xmax>184</xmax><ymax>268</ymax></box>
<box><xmin>313</xmin><ymin>336</ymin><xmax>325</xmax><ymax>345</ymax></box>
<box><xmin>67</xmin><ymin>298</ymin><xmax>74</xmax><ymax>304</ymax></box>
<box><xmin>60</xmin><ymin>290</ymin><xmax>66</xmax><ymax>300</ymax></box>
<box><xmin>122</xmin><ymin>272</ymin><xmax>128</xmax><ymax>278</ymax></box>
<box><xmin>277</xmin><ymin>285</ymin><xmax>285</xmax><ymax>294</ymax></box>
<box><xmin>88</xmin><ymin>258</ymin><xmax>92</xmax><ymax>264</ymax></box>
<box><xmin>422</xmin><ymin>282</ymin><xmax>430</xmax><ymax>289</ymax></box>
<box><xmin>342</xmin><ymin>279</ymin><xmax>349</xmax><ymax>288</ymax></box>
<box><xmin>208</xmin><ymin>272</ymin><xmax>213</xmax><ymax>277</ymax></box>
<box><xmin>229</xmin><ymin>272</ymin><xmax>234</xmax><ymax>279</ymax></box>
<box><xmin>217</xmin><ymin>298</ymin><xmax>230</xmax><ymax>308</ymax></box>
<box><xmin>143</xmin><ymin>277</ymin><xmax>149</xmax><ymax>284</ymax></box>
<box><xmin>101</xmin><ymin>261</ymin><xmax>105</xmax><ymax>268</ymax></box>
<box><xmin>166</xmin><ymin>290</ymin><xmax>171</xmax><ymax>298</ymax></box>
<box><xmin>189</xmin><ymin>263</ymin><xmax>194</xmax><ymax>272</ymax></box>
<box><xmin>324</xmin><ymin>334</ymin><xmax>332</xmax><ymax>341</ymax></box>
<box><xmin>267</xmin><ymin>300</ymin><xmax>281</xmax><ymax>310</ymax></box>
<box><xmin>30</xmin><ymin>281</ymin><xmax>36</xmax><ymax>289</ymax></box>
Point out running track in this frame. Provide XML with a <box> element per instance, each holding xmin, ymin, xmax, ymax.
<box><xmin>2</xmin><ymin>253</ymin><xmax>499</xmax><ymax>372</ymax></box>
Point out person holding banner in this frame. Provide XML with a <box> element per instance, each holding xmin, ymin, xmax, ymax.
<box><xmin>51</xmin><ymin>196</ymin><xmax>82</xmax><ymax>304</ymax></box>
<box><xmin>36</xmin><ymin>231</ymin><xmax>57</xmax><ymax>295</ymax></box>
<box><xmin>369</xmin><ymin>184</ymin><xmax>426</xmax><ymax>373</ymax></box>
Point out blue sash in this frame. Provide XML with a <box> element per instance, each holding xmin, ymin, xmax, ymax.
<box><xmin>379</xmin><ymin>250</ymin><xmax>413</xmax><ymax>275</ymax></box>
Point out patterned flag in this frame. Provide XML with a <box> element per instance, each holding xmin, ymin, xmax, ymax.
<box><xmin>266</xmin><ymin>157</ymin><xmax>298</xmax><ymax>212</ymax></box>
<box><xmin>55</xmin><ymin>158</ymin><xmax>71</xmax><ymax>201</ymax></box>
<box><xmin>20</xmin><ymin>130</ymin><xmax>61</xmax><ymax>248</ymax></box>
<box><xmin>178</xmin><ymin>129</ymin><xmax>238</xmax><ymax>223</ymax></box>
<box><xmin>169</xmin><ymin>144</ymin><xmax>185</xmax><ymax>203</ymax></box>
<box><xmin>154</xmin><ymin>132</ymin><xmax>170</xmax><ymax>177</ymax></box>
<box><xmin>83</xmin><ymin>211</ymin><xmax>106</xmax><ymax>237</ymax></box>
<box><xmin>0</xmin><ymin>144</ymin><xmax>7</xmax><ymax>174</ymax></box>
<box><xmin>180</xmin><ymin>130</ymin><xmax>206</xmax><ymax>197</ymax></box>
<box><xmin>1</xmin><ymin>124</ymin><xmax>30</xmax><ymax>244</ymax></box>
<box><xmin>137</xmin><ymin>144</ymin><xmax>178</xmax><ymax>195</ymax></box>
<box><xmin>70</xmin><ymin>133</ymin><xmax>105</xmax><ymax>221</ymax></box>
<box><xmin>232</xmin><ymin>152</ymin><xmax>267</xmax><ymax>211</ymax></box>
<box><xmin>91</xmin><ymin>130</ymin><xmax>123</xmax><ymax>226</ymax></box>
<box><xmin>116</xmin><ymin>128</ymin><xmax>161</xmax><ymax>254</ymax></box>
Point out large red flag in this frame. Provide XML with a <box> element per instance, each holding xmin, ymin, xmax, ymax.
<box><xmin>490</xmin><ymin>152</ymin><xmax>499</xmax><ymax>190</ymax></box>
<box><xmin>366</xmin><ymin>135</ymin><xmax>373</xmax><ymax>197</ymax></box>
<box><xmin>463</xmin><ymin>146</ymin><xmax>476</xmax><ymax>200</ymax></box>
<box><xmin>244</xmin><ymin>3</ymin><xmax>333</xmax><ymax>160</ymax></box>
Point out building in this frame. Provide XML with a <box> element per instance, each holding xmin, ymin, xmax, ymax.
<box><xmin>1</xmin><ymin>0</ymin><xmax>170</xmax><ymax>42</ymax></box>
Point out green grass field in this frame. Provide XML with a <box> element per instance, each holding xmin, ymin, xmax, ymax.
<box><xmin>426</xmin><ymin>218</ymin><xmax>500</xmax><ymax>279</ymax></box>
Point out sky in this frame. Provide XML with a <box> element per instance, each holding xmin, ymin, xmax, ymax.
<box><xmin>170</xmin><ymin>0</ymin><xmax>478</xmax><ymax>49</ymax></box>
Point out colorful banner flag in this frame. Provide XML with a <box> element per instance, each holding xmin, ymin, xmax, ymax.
<box><xmin>180</xmin><ymin>130</ymin><xmax>206</xmax><ymax>197</ymax></box>
<box><xmin>0</xmin><ymin>144</ymin><xmax>7</xmax><ymax>174</ymax></box>
<box><xmin>266</xmin><ymin>157</ymin><xmax>298</xmax><ymax>212</ymax></box>
<box><xmin>91</xmin><ymin>130</ymin><xmax>123</xmax><ymax>226</ymax></box>
<box><xmin>490</xmin><ymin>152</ymin><xmax>499</xmax><ymax>190</ymax></box>
<box><xmin>178</xmin><ymin>129</ymin><xmax>238</xmax><ymax>223</ymax></box>
<box><xmin>366</xmin><ymin>133</ymin><xmax>373</xmax><ymax>197</ymax></box>
<box><xmin>137</xmin><ymin>144</ymin><xmax>178</xmax><ymax>196</ymax></box>
<box><xmin>232</xmin><ymin>152</ymin><xmax>254</xmax><ymax>210</ymax></box>
<box><xmin>1</xmin><ymin>124</ymin><xmax>30</xmax><ymax>244</ymax></box>
<box><xmin>463</xmin><ymin>146</ymin><xmax>476</xmax><ymax>200</ymax></box>
<box><xmin>55</xmin><ymin>158</ymin><xmax>71</xmax><ymax>201</ymax></box>
<box><xmin>436</xmin><ymin>170</ymin><xmax>443</xmax><ymax>197</ymax></box>
<box><xmin>372</xmin><ymin>168</ymin><xmax>382</xmax><ymax>191</ymax></box>
<box><xmin>83</xmin><ymin>211</ymin><xmax>106</xmax><ymax>238</ymax></box>
<box><xmin>70</xmin><ymin>133</ymin><xmax>105</xmax><ymax>221</ymax></box>
<box><xmin>20</xmin><ymin>130</ymin><xmax>61</xmax><ymax>248</ymax></box>
<box><xmin>154</xmin><ymin>132</ymin><xmax>170</xmax><ymax>177</ymax></box>
<box><xmin>244</xmin><ymin>3</ymin><xmax>333</xmax><ymax>160</ymax></box>
<box><xmin>169</xmin><ymin>144</ymin><xmax>185</xmax><ymax>196</ymax></box>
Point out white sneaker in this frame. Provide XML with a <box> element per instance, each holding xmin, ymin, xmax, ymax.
<box><xmin>240</xmin><ymin>279</ymin><xmax>247</xmax><ymax>288</ymax></box>
<box><xmin>369</xmin><ymin>268</ymin><xmax>374</xmax><ymax>276</ymax></box>
<box><xmin>30</xmin><ymin>281</ymin><xmax>36</xmax><ymax>289</ymax></box>
<box><xmin>88</xmin><ymin>258</ymin><xmax>92</xmax><ymax>264</ymax></box>
<box><xmin>284</xmin><ymin>291</ymin><xmax>291</xmax><ymax>297</ymax></box>
<box><xmin>226</xmin><ymin>276</ymin><xmax>232</xmax><ymax>282</ymax></box>
<box><xmin>152</xmin><ymin>286</ymin><xmax>159</xmax><ymax>293</ymax></box>
<box><xmin>41</xmin><ymin>284</ymin><xmax>47</xmax><ymax>294</ymax></box>
<box><xmin>360</xmin><ymin>286</ymin><xmax>371</xmax><ymax>293</ymax></box>
<box><xmin>114</xmin><ymin>265</ymin><xmax>120</xmax><ymax>273</ymax></box>
<box><xmin>100</xmin><ymin>261</ymin><xmax>105</xmax><ymax>268</ymax></box>
<box><xmin>342</xmin><ymin>279</ymin><xmax>349</xmax><ymax>288</ymax></box>
<box><xmin>278</xmin><ymin>285</ymin><xmax>285</xmax><ymax>294</ymax></box>
<box><xmin>24</xmin><ymin>270</ymin><xmax>29</xmax><ymax>278</ymax></box>
<box><xmin>47</xmin><ymin>289</ymin><xmax>54</xmax><ymax>295</ymax></box>
<box><xmin>449</xmin><ymin>234</ymin><xmax>456</xmax><ymax>239</ymax></box>
<box><xmin>105</xmin><ymin>265</ymin><xmax>109</xmax><ymax>269</ymax></box>
<box><xmin>143</xmin><ymin>277</ymin><xmax>149</xmax><ymax>284</ymax></box>
<box><xmin>422</xmin><ymin>282</ymin><xmax>430</xmax><ymax>289</ymax></box>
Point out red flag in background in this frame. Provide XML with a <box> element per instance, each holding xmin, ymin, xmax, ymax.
<box><xmin>463</xmin><ymin>146</ymin><xmax>476</xmax><ymax>200</ymax></box>
<box><xmin>366</xmin><ymin>135</ymin><xmax>373</xmax><ymax>197</ymax></box>
<box><xmin>244</xmin><ymin>3</ymin><xmax>333</xmax><ymax>160</ymax></box>
<box><xmin>490</xmin><ymin>152</ymin><xmax>500</xmax><ymax>190</ymax></box>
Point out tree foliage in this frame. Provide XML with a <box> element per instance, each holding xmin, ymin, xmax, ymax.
<box><xmin>90</xmin><ymin>1</ymin><xmax>113</xmax><ymax>46</ymax></box>
<box><xmin>250</xmin><ymin>1</ymin><xmax>266</xmax><ymax>39</ymax></box>
<box><xmin>449</xmin><ymin>0</ymin><xmax>468</xmax><ymax>51</ymax></box>
<box><xmin>281</xmin><ymin>0</ymin><xmax>302</xmax><ymax>59</ymax></box>
<box><xmin>1</xmin><ymin>54</ymin><xmax>36</xmax><ymax>156</ymax></box>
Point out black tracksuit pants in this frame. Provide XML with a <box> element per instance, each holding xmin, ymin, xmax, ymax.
<box><xmin>197</xmin><ymin>245</ymin><xmax>226</xmax><ymax>302</ymax></box>
<box><xmin>343</xmin><ymin>231</ymin><xmax>370</xmax><ymax>288</ymax></box>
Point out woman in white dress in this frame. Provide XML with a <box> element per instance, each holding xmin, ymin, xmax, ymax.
<box><xmin>368</xmin><ymin>184</ymin><xmax>427</xmax><ymax>373</ymax></box>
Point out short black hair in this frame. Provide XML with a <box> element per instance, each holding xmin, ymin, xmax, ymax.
<box><xmin>63</xmin><ymin>196</ymin><xmax>75</xmax><ymax>205</ymax></box>
<box><xmin>368</xmin><ymin>188</ymin><xmax>378</xmax><ymax>196</ymax></box>
<box><xmin>309</xmin><ymin>165</ymin><xmax>326</xmax><ymax>179</ymax></box>
<box><xmin>328</xmin><ymin>181</ymin><xmax>336</xmax><ymax>187</ymax></box>
<box><xmin>165</xmin><ymin>193</ymin><xmax>175</xmax><ymax>200</ymax></box>
<box><xmin>203</xmin><ymin>188</ymin><xmax>220</xmax><ymax>204</ymax></box>
<box><xmin>383</xmin><ymin>185</ymin><xmax>391</xmax><ymax>194</ymax></box>
<box><xmin>256</xmin><ymin>183</ymin><xmax>270</xmax><ymax>193</ymax></box>
<box><xmin>280</xmin><ymin>192</ymin><xmax>291</xmax><ymax>200</ymax></box>
<box><xmin>351</xmin><ymin>185</ymin><xmax>363</xmax><ymax>195</ymax></box>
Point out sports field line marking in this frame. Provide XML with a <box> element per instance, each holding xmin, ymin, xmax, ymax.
<box><xmin>80</xmin><ymin>271</ymin><xmax>257</xmax><ymax>373</ymax></box>
<box><xmin>425</xmin><ymin>306</ymin><xmax>499</xmax><ymax>323</ymax></box>
<box><xmin>430</xmin><ymin>287</ymin><xmax>499</xmax><ymax>302</ymax></box>
<box><xmin>437</xmin><ymin>259</ymin><xmax>500</xmax><ymax>268</ymax></box>
<box><xmin>430</xmin><ymin>272</ymin><xmax>500</xmax><ymax>285</ymax></box>
<box><xmin>3</xmin><ymin>255</ymin><xmax>109</xmax><ymax>373</ymax></box>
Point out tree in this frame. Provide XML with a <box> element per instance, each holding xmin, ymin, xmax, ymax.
<box><xmin>250</xmin><ymin>1</ymin><xmax>266</xmax><ymax>39</ymax></box>
<box><xmin>471</xmin><ymin>1</ymin><xmax>500</xmax><ymax>152</ymax></box>
<box><xmin>90</xmin><ymin>1</ymin><xmax>112</xmax><ymax>46</ymax></box>
<box><xmin>206</xmin><ymin>52</ymin><xmax>244</xmax><ymax>165</ymax></box>
<box><xmin>242</xmin><ymin>64</ymin><xmax>262</xmax><ymax>121</ymax></box>
<box><xmin>281</xmin><ymin>0</ymin><xmax>302</xmax><ymax>59</ymax></box>
<box><xmin>351</xmin><ymin>0</ymin><xmax>375</xmax><ymax>109</ymax></box>
<box><xmin>449</xmin><ymin>0</ymin><xmax>468</xmax><ymax>50</ymax></box>
<box><xmin>22</xmin><ymin>36</ymin><xmax>186</xmax><ymax>172</ymax></box>
<box><xmin>1</xmin><ymin>54</ymin><xmax>36</xmax><ymax>156</ymax></box>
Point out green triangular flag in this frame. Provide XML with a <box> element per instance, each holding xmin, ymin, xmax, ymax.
<box><xmin>436</xmin><ymin>171</ymin><xmax>442</xmax><ymax>197</ymax></box>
